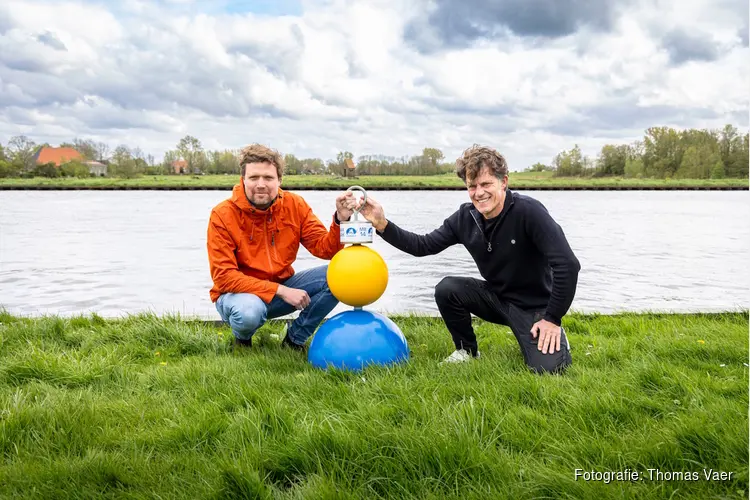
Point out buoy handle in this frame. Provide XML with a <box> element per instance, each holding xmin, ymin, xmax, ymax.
<box><xmin>346</xmin><ymin>185</ymin><xmax>367</xmax><ymax>220</ymax></box>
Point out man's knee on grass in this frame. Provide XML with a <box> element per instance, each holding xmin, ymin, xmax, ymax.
<box><xmin>223</xmin><ymin>295</ymin><xmax>268</xmax><ymax>340</ymax></box>
<box><xmin>434</xmin><ymin>276</ymin><xmax>463</xmax><ymax>306</ymax></box>
<box><xmin>526</xmin><ymin>351</ymin><xmax>572</xmax><ymax>375</ymax></box>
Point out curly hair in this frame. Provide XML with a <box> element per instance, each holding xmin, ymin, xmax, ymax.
<box><xmin>455</xmin><ymin>145</ymin><xmax>509</xmax><ymax>182</ymax></box>
<box><xmin>239</xmin><ymin>144</ymin><xmax>285</xmax><ymax>179</ymax></box>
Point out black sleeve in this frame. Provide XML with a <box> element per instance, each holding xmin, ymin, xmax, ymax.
<box><xmin>524</xmin><ymin>201</ymin><xmax>581</xmax><ymax>325</ymax></box>
<box><xmin>377</xmin><ymin>211</ymin><xmax>460</xmax><ymax>257</ymax></box>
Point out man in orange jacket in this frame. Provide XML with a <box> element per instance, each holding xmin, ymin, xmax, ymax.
<box><xmin>207</xmin><ymin>144</ymin><xmax>355</xmax><ymax>351</ymax></box>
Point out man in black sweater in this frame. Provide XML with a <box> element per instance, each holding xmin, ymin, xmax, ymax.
<box><xmin>350</xmin><ymin>145</ymin><xmax>580</xmax><ymax>373</ymax></box>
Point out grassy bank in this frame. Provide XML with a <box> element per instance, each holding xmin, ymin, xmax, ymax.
<box><xmin>1</xmin><ymin>172</ymin><xmax>748</xmax><ymax>189</ymax></box>
<box><xmin>0</xmin><ymin>310</ymin><xmax>747</xmax><ymax>499</ymax></box>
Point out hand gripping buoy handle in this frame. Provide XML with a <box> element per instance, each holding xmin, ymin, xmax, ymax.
<box><xmin>346</xmin><ymin>185</ymin><xmax>367</xmax><ymax>220</ymax></box>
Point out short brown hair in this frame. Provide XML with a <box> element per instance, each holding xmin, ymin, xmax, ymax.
<box><xmin>239</xmin><ymin>144</ymin><xmax>285</xmax><ymax>179</ymax></box>
<box><xmin>455</xmin><ymin>145</ymin><xmax>508</xmax><ymax>182</ymax></box>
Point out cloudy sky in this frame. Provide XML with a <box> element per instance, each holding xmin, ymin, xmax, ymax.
<box><xmin>0</xmin><ymin>0</ymin><xmax>747</xmax><ymax>170</ymax></box>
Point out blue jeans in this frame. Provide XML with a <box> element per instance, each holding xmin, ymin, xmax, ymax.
<box><xmin>215</xmin><ymin>265</ymin><xmax>338</xmax><ymax>345</ymax></box>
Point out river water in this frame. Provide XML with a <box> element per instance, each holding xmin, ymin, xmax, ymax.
<box><xmin>1</xmin><ymin>190</ymin><xmax>747</xmax><ymax>319</ymax></box>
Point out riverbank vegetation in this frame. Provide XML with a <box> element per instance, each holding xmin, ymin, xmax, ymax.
<box><xmin>0</xmin><ymin>171</ymin><xmax>747</xmax><ymax>189</ymax></box>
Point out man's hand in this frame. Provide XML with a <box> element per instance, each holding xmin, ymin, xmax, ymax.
<box><xmin>530</xmin><ymin>319</ymin><xmax>561</xmax><ymax>354</ymax></box>
<box><xmin>347</xmin><ymin>195</ymin><xmax>388</xmax><ymax>232</ymax></box>
<box><xmin>335</xmin><ymin>191</ymin><xmax>355</xmax><ymax>223</ymax></box>
<box><xmin>276</xmin><ymin>285</ymin><xmax>310</xmax><ymax>310</ymax></box>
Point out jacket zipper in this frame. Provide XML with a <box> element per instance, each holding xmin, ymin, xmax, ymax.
<box><xmin>471</xmin><ymin>207</ymin><xmax>512</xmax><ymax>253</ymax></box>
<box><xmin>470</xmin><ymin>211</ymin><xmax>493</xmax><ymax>252</ymax></box>
<box><xmin>270</xmin><ymin>215</ymin><xmax>279</xmax><ymax>261</ymax></box>
<box><xmin>263</xmin><ymin>217</ymin><xmax>273</xmax><ymax>271</ymax></box>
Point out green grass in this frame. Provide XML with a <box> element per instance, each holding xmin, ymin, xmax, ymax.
<box><xmin>1</xmin><ymin>172</ymin><xmax>747</xmax><ymax>189</ymax></box>
<box><xmin>0</xmin><ymin>309</ymin><xmax>747</xmax><ymax>499</ymax></box>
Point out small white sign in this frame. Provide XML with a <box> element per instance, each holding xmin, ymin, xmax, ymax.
<box><xmin>341</xmin><ymin>220</ymin><xmax>374</xmax><ymax>244</ymax></box>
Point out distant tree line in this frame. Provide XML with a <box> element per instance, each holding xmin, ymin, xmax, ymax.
<box><xmin>155</xmin><ymin>140</ymin><xmax>456</xmax><ymax>177</ymax></box>
<box><xmin>0</xmin><ymin>124</ymin><xmax>746</xmax><ymax>179</ymax></box>
<box><xmin>526</xmin><ymin>124</ymin><xmax>748</xmax><ymax>179</ymax></box>
<box><xmin>0</xmin><ymin>135</ymin><xmax>456</xmax><ymax>179</ymax></box>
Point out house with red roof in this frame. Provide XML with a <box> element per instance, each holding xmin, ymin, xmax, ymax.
<box><xmin>33</xmin><ymin>146</ymin><xmax>108</xmax><ymax>176</ymax></box>
<box><xmin>344</xmin><ymin>157</ymin><xmax>356</xmax><ymax>178</ymax></box>
<box><xmin>172</xmin><ymin>159</ymin><xmax>188</xmax><ymax>174</ymax></box>
<box><xmin>172</xmin><ymin>159</ymin><xmax>201</xmax><ymax>174</ymax></box>
<box><xmin>33</xmin><ymin>146</ymin><xmax>83</xmax><ymax>167</ymax></box>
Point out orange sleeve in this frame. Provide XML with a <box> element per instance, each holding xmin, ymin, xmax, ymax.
<box><xmin>207</xmin><ymin>210</ymin><xmax>279</xmax><ymax>303</ymax></box>
<box><xmin>298</xmin><ymin>199</ymin><xmax>344</xmax><ymax>260</ymax></box>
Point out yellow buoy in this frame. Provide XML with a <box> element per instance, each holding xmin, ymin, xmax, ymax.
<box><xmin>327</xmin><ymin>244</ymin><xmax>388</xmax><ymax>307</ymax></box>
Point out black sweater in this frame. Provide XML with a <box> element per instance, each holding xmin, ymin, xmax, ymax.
<box><xmin>377</xmin><ymin>189</ymin><xmax>580</xmax><ymax>325</ymax></box>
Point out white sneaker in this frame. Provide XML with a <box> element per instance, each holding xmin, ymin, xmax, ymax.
<box><xmin>439</xmin><ymin>349</ymin><xmax>480</xmax><ymax>365</ymax></box>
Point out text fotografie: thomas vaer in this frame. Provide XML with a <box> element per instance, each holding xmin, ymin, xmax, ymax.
<box><xmin>575</xmin><ymin>468</ymin><xmax>734</xmax><ymax>483</ymax></box>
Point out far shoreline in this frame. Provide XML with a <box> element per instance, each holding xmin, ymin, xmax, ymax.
<box><xmin>0</xmin><ymin>173</ymin><xmax>747</xmax><ymax>191</ymax></box>
<box><xmin>0</xmin><ymin>185</ymin><xmax>746</xmax><ymax>191</ymax></box>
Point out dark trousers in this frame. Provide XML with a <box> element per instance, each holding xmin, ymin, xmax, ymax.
<box><xmin>434</xmin><ymin>276</ymin><xmax>572</xmax><ymax>374</ymax></box>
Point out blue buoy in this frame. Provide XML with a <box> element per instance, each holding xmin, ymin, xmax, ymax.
<box><xmin>308</xmin><ymin>310</ymin><xmax>409</xmax><ymax>371</ymax></box>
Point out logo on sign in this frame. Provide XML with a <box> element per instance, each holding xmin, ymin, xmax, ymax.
<box><xmin>346</xmin><ymin>227</ymin><xmax>357</xmax><ymax>236</ymax></box>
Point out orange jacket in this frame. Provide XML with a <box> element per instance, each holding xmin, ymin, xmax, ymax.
<box><xmin>207</xmin><ymin>183</ymin><xmax>344</xmax><ymax>303</ymax></box>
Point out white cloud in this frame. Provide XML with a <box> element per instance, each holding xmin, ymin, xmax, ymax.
<box><xmin>0</xmin><ymin>0</ymin><xmax>746</xmax><ymax>170</ymax></box>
